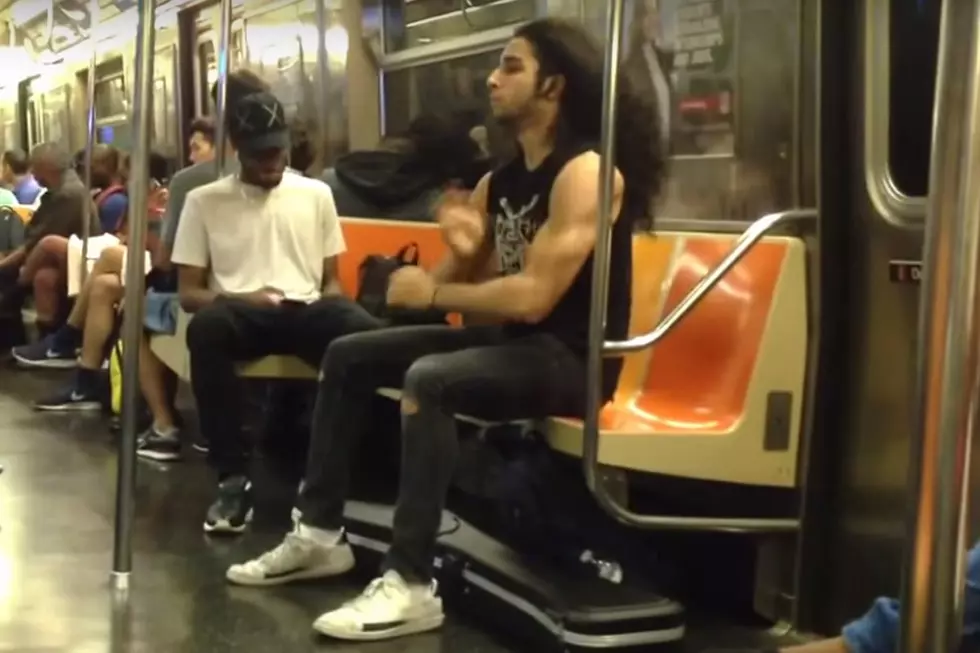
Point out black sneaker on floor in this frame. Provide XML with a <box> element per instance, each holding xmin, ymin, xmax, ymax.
<box><xmin>34</xmin><ymin>382</ymin><xmax>101</xmax><ymax>412</ymax></box>
<box><xmin>12</xmin><ymin>334</ymin><xmax>78</xmax><ymax>369</ymax></box>
<box><xmin>204</xmin><ymin>476</ymin><xmax>253</xmax><ymax>535</ymax></box>
<box><xmin>136</xmin><ymin>428</ymin><xmax>182</xmax><ymax>462</ymax></box>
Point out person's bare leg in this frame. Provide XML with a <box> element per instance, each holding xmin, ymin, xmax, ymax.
<box><xmin>139</xmin><ymin>333</ymin><xmax>177</xmax><ymax>430</ymax></box>
<box><xmin>19</xmin><ymin>235</ymin><xmax>67</xmax><ymax>287</ymax></box>
<box><xmin>66</xmin><ymin>246</ymin><xmax>124</xmax><ymax>328</ymax></box>
<box><xmin>31</xmin><ymin>267</ymin><xmax>63</xmax><ymax>329</ymax></box>
<box><xmin>78</xmin><ymin>273</ymin><xmax>122</xmax><ymax>369</ymax></box>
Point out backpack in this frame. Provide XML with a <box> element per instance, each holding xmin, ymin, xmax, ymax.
<box><xmin>356</xmin><ymin>243</ymin><xmax>447</xmax><ymax>326</ymax></box>
<box><xmin>0</xmin><ymin>206</ymin><xmax>25</xmax><ymax>253</ymax></box>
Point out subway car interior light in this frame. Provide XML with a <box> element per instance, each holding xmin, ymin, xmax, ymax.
<box><xmin>0</xmin><ymin>0</ymin><xmax>971</xmax><ymax>652</ymax></box>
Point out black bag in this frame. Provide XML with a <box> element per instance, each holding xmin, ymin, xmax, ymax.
<box><xmin>0</xmin><ymin>207</ymin><xmax>25</xmax><ymax>254</ymax></box>
<box><xmin>356</xmin><ymin>242</ymin><xmax>448</xmax><ymax>326</ymax></box>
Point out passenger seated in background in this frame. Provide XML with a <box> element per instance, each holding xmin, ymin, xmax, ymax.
<box><xmin>2</xmin><ymin>148</ymin><xmax>42</xmax><ymax>205</ymax></box>
<box><xmin>15</xmin><ymin>144</ymin><xmax>127</xmax><ymax>333</ymax></box>
<box><xmin>712</xmin><ymin>543</ymin><xmax>980</xmax><ymax>653</ymax></box>
<box><xmin>227</xmin><ymin>18</ymin><xmax>665</xmax><ymax>642</ymax></box>
<box><xmin>321</xmin><ymin>112</ymin><xmax>490</xmax><ymax>220</ymax></box>
<box><xmin>17</xmin><ymin>184</ymin><xmax>168</xmax><ymax>411</ymax></box>
<box><xmin>0</xmin><ymin>143</ymin><xmax>98</xmax><ymax>327</ymax></box>
<box><xmin>288</xmin><ymin>118</ymin><xmax>315</xmax><ymax>175</ymax></box>
<box><xmin>188</xmin><ymin>117</ymin><xmax>215</xmax><ymax>165</ymax></box>
<box><xmin>170</xmin><ymin>91</ymin><xmax>381</xmax><ymax>530</ymax></box>
<box><xmin>89</xmin><ymin>144</ymin><xmax>128</xmax><ymax>233</ymax></box>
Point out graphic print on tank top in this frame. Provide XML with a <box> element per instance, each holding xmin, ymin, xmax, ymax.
<box><xmin>493</xmin><ymin>195</ymin><xmax>542</xmax><ymax>274</ymax></box>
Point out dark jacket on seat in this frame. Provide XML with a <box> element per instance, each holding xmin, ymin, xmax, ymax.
<box><xmin>322</xmin><ymin>150</ymin><xmax>491</xmax><ymax>221</ymax></box>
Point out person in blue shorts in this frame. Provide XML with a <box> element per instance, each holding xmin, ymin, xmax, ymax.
<box><xmin>713</xmin><ymin>542</ymin><xmax>980</xmax><ymax>653</ymax></box>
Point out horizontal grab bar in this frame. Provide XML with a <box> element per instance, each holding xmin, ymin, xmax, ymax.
<box><xmin>604</xmin><ymin>208</ymin><xmax>817</xmax><ymax>356</ymax></box>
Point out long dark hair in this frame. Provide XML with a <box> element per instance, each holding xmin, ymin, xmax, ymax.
<box><xmin>514</xmin><ymin>19</ymin><xmax>666</xmax><ymax>223</ymax></box>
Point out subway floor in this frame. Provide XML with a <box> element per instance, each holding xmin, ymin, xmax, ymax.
<box><xmin>0</xmin><ymin>369</ymin><xmax>520</xmax><ymax>653</ymax></box>
<box><xmin>0</xmin><ymin>367</ymin><xmax>798</xmax><ymax>653</ymax></box>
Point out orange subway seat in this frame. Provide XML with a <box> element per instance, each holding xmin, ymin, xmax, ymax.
<box><xmin>559</xmin><ymin>236</ymin><xmax>787</xmax><ymax>436</ymax></box>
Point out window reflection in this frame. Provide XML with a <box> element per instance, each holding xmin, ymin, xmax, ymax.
<box><xmin>621</xmin><ymin>0</ymin><xmax>796</xmax><ymax>223</ymax></box>
<box><xmin>198</xmin><ymin>29</ymin><xmax>247</xmax><ymax>115</ymax></box>
<box><xmin>94</xmin><ymin>76</ymin><xmax>126</xmax><ymax>120</ymax></box>
<box><xmin>383</xmin><ymin>50</ymin><xmax>507</xmax><ymax>154</ymax></box>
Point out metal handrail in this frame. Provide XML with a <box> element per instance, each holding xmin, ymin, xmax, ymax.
<box><xmin>213</xmin><ymin>0</ymin><xmax>233</xmax><ymax>176</ymax></box>
<box><xmin>584</xmin><ymin>0</ymin><xmax>810</xmax><ymax>534</ymax></box>
<box><xmin>110</xmin><ymin>0</ymin><xmax>156</xmax><ymax>591</ymax></box>
<box><xmin>79</xmin><ymin>0</ymin><xmax>99</xmax><ymax>288</ymax></box>
<box><xmin>605</xmin><ymin>209</ymin><xmax>816</xmax><ymax>356</ymax></box>
<box><xmin>896</xmin><ymin>0</ymin><xmax>980</xmax><ymax>650</ymax></box>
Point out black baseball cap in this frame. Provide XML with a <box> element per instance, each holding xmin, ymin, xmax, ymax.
<box><xmin>228</xmin><ymin>91</ymin><xmax>290</xmax><ymax>155</ymax></box>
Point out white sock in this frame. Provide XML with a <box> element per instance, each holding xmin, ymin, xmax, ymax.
<box><xmin>153</xmin><ymin>424</ymin><xmax>178</xmax><ymax>439</ymax></box>
<box><xmin>297</xmin><ymin>522</ymin><xmax>342</xmax><ymax>547</ymax></box>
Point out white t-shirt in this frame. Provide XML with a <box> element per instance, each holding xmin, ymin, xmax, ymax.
<box><xmin>171</xmin><ymin>172</ymin><xmax>345</xmax><ymax>303</ymax></box>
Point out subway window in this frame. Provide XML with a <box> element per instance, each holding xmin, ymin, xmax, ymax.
<box><xmin>383</xmin><ymin>49</ymin><xmax>498</xmax><ymax>132</ymax></box>
<box><xmin>889</xmin><ymin>0</ymin><xmax>940</xmax><ymax>198</ymax></box>
<box><xmin>382</xmin><ymin>49</ymin><xmax>513</xmax><ymax>160</ymax></box>
<box><xmin>621</xmin><ymin>0</ymin><xmax>798</xmax><ymax>223</ymax></box>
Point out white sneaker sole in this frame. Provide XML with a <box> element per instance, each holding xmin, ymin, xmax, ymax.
<box><xmin>313</xmin><ymin>610</ymin><xmax>445</xmax><ymax>642</ymax></box>
<box><xmin>136</xmin><ymin>448</ymin><xmax>182</xmax><ymax>462</ymax></box>
<box><xmin>226</xmin><ymin>545</ymin><xmax>356</xmax><ymax>587</ymax></box>
<box><xmin>13</xmin><ymin>353</ymin><xmax>78</xmax><ymax>369</ymax></box>
<box><xmin>34</xmin><ymin>400</ymin><xmax>101</xmax><ymax>412</ymax></box>
<box><xmin>203</xmin><ymin>508</ymin><xmax>254</xmax><ymax>535</ymax></box>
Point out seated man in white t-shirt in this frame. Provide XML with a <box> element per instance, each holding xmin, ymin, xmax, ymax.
<box><xmin>170</xmin><ymin>91</ymin><xmax>382</xmax><ymax>534</ymax></box>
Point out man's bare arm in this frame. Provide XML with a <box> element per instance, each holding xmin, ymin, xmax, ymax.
<box><xmin>432</xmin><ymin>153</ymin><xmax>624</xmax><ymax>322</ymax></box>
<box><xmin>322</xmin><ymin>256</ymin><xmax>343</xmax><ymax>296</ymax></box>
<box><xmin>177</xmin><ymin>265</ymin><xmax>218</xmax><ymax>313</ymax></box>
<box><xmin>431</xmin><ymin>173</ymin><xmax>496</xmax><ymax>284</ymax></box>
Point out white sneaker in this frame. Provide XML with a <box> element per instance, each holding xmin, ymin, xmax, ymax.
<box><xmin>312</xmin><ymin>570</ymin><xmax>444</xmax><ymax>641</ymax></box>
<box><xmin>225</xmin><ymin>529</ymin><xmax>355</xmax><ymax>587</ymax></box>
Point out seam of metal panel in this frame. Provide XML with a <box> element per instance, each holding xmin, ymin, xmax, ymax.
<box><xmin>379</xmin><ymin>24</ymin><xmax>516</xmax><ymax>71</ymax></box>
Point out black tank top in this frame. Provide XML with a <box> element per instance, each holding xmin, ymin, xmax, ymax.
<box><xmin>487</xmin><ymin>141</ymin><xmax>633</xmax><ymax>401</ymax></box>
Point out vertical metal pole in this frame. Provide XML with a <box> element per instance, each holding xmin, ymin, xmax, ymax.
<box><xmin>80</xmin><ymin>0</ymin><xmax>100</xmax><ymax>285</ymax></box>
<box><xmin>213</xmin><ymin>0</ymin><xmax>232</xmax><ymax>176</ymax></box>
<box><xmin>898</xmin><ymin>1</ymin><xmax>980</xmax><ymax>651</ymax></box>
<box><xmin>582</xmin><ymin>0</ymin><xmax>624</xmax><ymax>496</ymax></box>
<box><xmin>315</xmin><ymin>0</ymin><xmax>330</xmax><ymax>174</ymax></box>
<box><xmin>110</xmin><ymin>0</ymin><xmax>156</xmax><ymax>589</ymax></box>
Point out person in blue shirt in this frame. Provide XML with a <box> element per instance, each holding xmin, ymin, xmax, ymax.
<box><xmin>89</xmin><ymin>144</ymin><xmax>128</xmax><ymax>233</ymax></box>
<box><xmin>2</xmin><ymin>149</ymin><xmax>42</xmax><ymax>204</ymax></box>
<box><xmin>712</xmin><ymin>542</ymin><xmax>980</xmax><ymax>652</ymax></box>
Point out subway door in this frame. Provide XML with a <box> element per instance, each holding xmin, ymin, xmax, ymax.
<box><xmin>809</xmin><ymin>0</ymin><xmax>934</xmax><ymax>635</ymax></box>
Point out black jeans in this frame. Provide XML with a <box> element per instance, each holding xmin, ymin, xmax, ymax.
<box><xmin>0</xmin><ymin>264</ymin><xmax>24</xmax><ymax>314</ymax></box>
<box><xmin>298</xmin><ymin>324</ymin><xmax>589</xmax><ymax>583</ymax></box>
<box><xmin>186</xmin><ymin>295</ymin><xmax>382</xmax><ymax>479</ymax></box>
